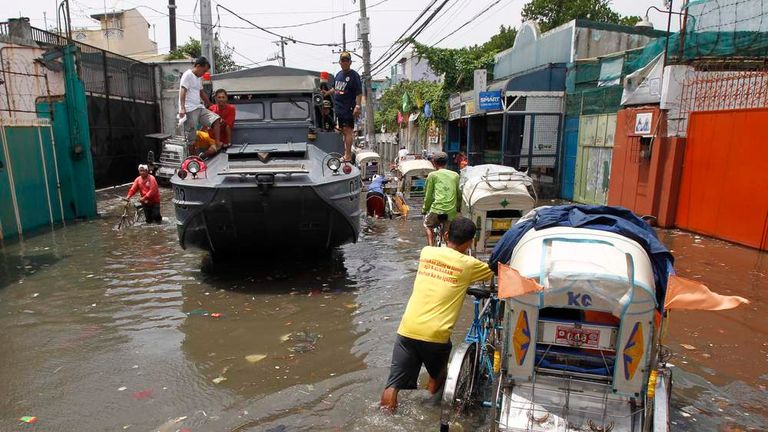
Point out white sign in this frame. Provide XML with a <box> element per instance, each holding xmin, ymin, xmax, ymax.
<box><xmin>449</xmin><ymin>109</ymin><xmax>461</xmax><ymax>121</ymax></box>
<box><xmin>473</xmin><ymin>69</ymin><xmax>487</xmax><ymax>113</ymax></box>
<box><xmin>634</xmin><ymin>112</ymin><xmax>653</xmax><ymax>135</ymax></box>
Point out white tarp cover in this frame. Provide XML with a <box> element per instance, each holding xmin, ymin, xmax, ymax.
<box><xmin>460</xmin><ymin>164</ymin><xmax>535</xmax><ymax>211</ymax></box>
<box><xmin>355</xmin><ymin>151</ymin><xmax>380</xmax><ymax>166</ymax></box>
<box><xmin>621</xmin><ymin>53</ymin><xmax>664</xmax><ymax>106</ymax></box>
<box><xmin>398</xmin><ymin>159</ymin><xmax>434</xmax><ymax>177</ymax></box>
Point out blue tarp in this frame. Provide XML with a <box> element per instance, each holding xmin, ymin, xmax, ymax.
<box><xmin>488</xmin><ymin>205</ymin><xmax>674</xmax><ymax>308</ymax></box>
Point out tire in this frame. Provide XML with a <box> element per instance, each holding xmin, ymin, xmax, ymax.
<box><xmin>440</xmin><ymin>342</ymin><xmax>479</xmax><ymax>430</ymax></box>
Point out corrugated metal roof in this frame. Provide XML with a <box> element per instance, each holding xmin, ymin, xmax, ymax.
<box><xmin>213</xmin><ymin>65</ymin><xmax>320</xmax><ymax>94</ymax></box>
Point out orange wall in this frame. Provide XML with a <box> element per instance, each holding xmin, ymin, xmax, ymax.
<box><xmin>676</xmin><ymin>109</ymin><xmax>768</xmax><ymax>250</ymax></box>
<box><xmin>608</xmin><ymin>107</ymin><xmax>684</xmax><ymax>228</ymax></box>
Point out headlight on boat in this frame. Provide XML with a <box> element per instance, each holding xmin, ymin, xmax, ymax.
<box><xmin>187</xmin><ymin>159</ymin><xmax>201</xmax><ymax>174</ymax></box>
<box><xmin>327</xmin><ymin>157</ymin><xmax>341</xmax><ymax>172</ymax></box>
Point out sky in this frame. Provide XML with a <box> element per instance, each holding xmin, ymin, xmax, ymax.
<box><xmin>4</xmin><ymin>0</ymin><xmax>683</xmax><ymax>77</ymax></box>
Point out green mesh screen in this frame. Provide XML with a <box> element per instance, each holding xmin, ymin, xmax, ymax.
<box><xmin>683</xmin><ymin>0</ymin><xmax>768</xmax><ymax>60</ymax></box>
<box><xmin>566</xmin><ymin>86</ymin><xmax>624</xmax><ymax>117</ymax></box>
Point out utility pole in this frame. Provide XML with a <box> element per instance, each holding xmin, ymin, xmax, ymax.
<box><xmin>357</xmin><ymin>0</ymin><xmax>375</xmax><ymax>151</ymax></box>
<box><xmin>342</xmin><ymin>23</ymin><xmax>346</xmax><ymax>51</ymax></box>
<box><xmin>168</xmin><ymin>0</ymin><xmax>177</xmax><ymax>51</ymax></box>
<box><xmin>270</xmin><ymin>37</ymin><xmax>287</xmax><ymax>67</ymax></box>
<box><xmin>200</xmin><ymin>0</ymin><xmax>214</xmax><ymax>73</ymax></box>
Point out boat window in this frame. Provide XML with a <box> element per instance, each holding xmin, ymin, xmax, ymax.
<box><xmin>271</xmin><ymin>101</ymin><xmax>309</xmax><ymax>120</ymax></box>
<box><xmin>235</xmin><ymin>102</ymin><xmax>265</xmax><ymax>121</ymax></box>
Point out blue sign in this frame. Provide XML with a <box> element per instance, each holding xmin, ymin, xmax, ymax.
<box><xmin>478</xmin><ymin>90</ymin><xmax>502</xmax><ymax>111</ymax></box>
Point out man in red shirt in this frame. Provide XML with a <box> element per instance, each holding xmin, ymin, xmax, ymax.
<box><xmin>125</xmin><ymin>164</ymin><xmax>162</xmax><ymax>223</ymax></box>
<box><xmin>209</xmin><ymin>89</ymin><xmax>236</xmax><ymax>147</ymax></box>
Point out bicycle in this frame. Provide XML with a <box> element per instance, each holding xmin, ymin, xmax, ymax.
<box><xmin>431</xmin><ymin>213</ymin><xmax>449</xmax><ymax>247</ymax></box>
<box><xmin>115</xmin><ymin>197</ymin><xmax>145</xmax><ymax>230</ymax></box>
<box><xmin>440</xmin><ymin>278</ymin><xmax>504</xmax><ymax>431</ymax></box>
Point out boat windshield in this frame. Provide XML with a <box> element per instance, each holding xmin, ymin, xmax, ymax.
<box><xmin>235</xmin><ymin>102</ymin><xmax>265</xmax><ymax>121</ymax></box>
<box><xmin>272</xmin><ymin>100</ymin><xmax>310</xmax><ymax>121</ymax></box>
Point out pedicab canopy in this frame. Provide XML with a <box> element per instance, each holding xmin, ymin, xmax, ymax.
<box><xmin>460</xmin><ymin>164</ymin><xmax>535</xmax><ymax>212</ymax></box>
<box><xmin>355</xmin><ymin>151</ymin><xmax>380</xmax><ymax>167</ymax></box>
<box><xmin>492</xmin><ymin>205</ymin><xmax>750</xmax><ymax>312</ymax></box>
<box><xmin>397</xmin><ymin>159</ymin><xmax>434</xmax><ymax>178</ymax></box>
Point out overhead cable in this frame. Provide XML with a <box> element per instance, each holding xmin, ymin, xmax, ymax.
<box><xmin>215</xmin><ymin>4</ymin><xmax>341</xmax><ymax>47</ymax></box>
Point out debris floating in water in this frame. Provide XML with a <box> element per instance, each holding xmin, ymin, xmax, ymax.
<box><xmin>118</xmin><ymin>386</ymin><xmax>127</xmax><ymax>391</ymax></box>
<box><xmin>19</xmin><ymin>416</ymin><xmax>37</xmax><ymax>424</ymax></box>
<box><xmin>245</xmin><ymin>354</ymin><xmax>267</xmax><ymax>364</ymax></box>
<box><xmin>132</xmin><ymin>389</ymin><xmax>153</xmax><ymax>400</ymax></box>
<box><xmin>210</xmin><ymin>313</ymin><xmax>223</xmax><ymax>318</ymax></box>
<box><xmin>680</xmin><ymin>344</ymin><xmax>696</xmax><ymax>351</ymax></box>
<box><xmin>212</xmin><ymin>376</ymin><xmax>227</xmax><ymax>384</ymax></box>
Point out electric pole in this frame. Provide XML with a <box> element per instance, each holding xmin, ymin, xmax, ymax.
<box><xmin>280</xmin><ymin>37</ymin><xmax>286</xmax><ymax>67</ymax></box>
<box><xmin>200</xmin><ymin>0</ymin><xmax>214</xmax><ymax>73</ymax></box>
<box><xmin>342</xmin><ymin>23</ymin><xmax>346</xmax><ymax>51</ymax></box>
<box><xmin>358</xmin><ymin>0</ymin><xmax>375</xmax><ymax>151</ymax></box>
<box><xmin>168</xmin><ymin>0</ymin><xmax>177</xmax><ymax>51</ymax></box>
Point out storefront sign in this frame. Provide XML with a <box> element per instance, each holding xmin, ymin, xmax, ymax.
<box><xmin>479</xmin><ymin>90</ymin><xmax>502</xmax><ymax>111</ymax></box>
<box><xmin>634</xmin><ymin>112</ymin><xmax>653</xmax><ymax>134</ymax></box>
<box><xmin>449</xmin><ymin>93</ymin><xmax>462</xmax><ymax>109</ymax></box>
<box><xmin>473</xmin><ymin>70</ymin><xmax>487</xmax><ymax>113</ymax></box>
<box><xmin>465</xmin><ymin>101</ymin><xmax>476</xmax><ymax>116</ymax></box>
<box><xmin>449</xmin><ymin>109</ymin><xmax>461</xmax><ymax>121</ymax></box>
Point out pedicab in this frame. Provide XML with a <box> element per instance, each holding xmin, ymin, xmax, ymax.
<box><xmin>396</xmin><ymin>158</ymin><xmax>434</xmax><ymax>200</ymax></box>
<box><xmin>460</xmin><ymin>165</ymin><xmax>536</xmax><ymax>257</ymax></box>
<box><xmin>440</xmin><ymin>206</ymin><xmax>750</xmax><ymax>432</ymax></box>
<box><xmin>355</xmin><ymin>150</ymin><xmax>381</xmax><ymax>181</ymax></box>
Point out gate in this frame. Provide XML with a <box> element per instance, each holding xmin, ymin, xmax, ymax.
<box><xmin>676</xmin><ymin>108</ymin><xmax>768</xmax><ymax>251</ymax></box>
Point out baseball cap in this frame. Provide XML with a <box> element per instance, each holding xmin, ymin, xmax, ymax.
<box><xmin>339</xmin><ymin>51</ymin><xmax>352</xmax><ymax>62</ymax></box>
<box><xmin>432</xmin><ymin>151</ymin><xmax>448</xmax><ymax>164</ymax></box>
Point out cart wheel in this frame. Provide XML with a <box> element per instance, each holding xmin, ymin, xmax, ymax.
<box><xmin>440</xmin><ymin>342</ymin><xmax>479</xmax><ymax>430</ymax></box>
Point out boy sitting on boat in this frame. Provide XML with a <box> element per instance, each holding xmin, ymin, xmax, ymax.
<box><xmin>380</xmin><ymin>217</ymin><xmax>493</xmax><ymax>413</ymax></box>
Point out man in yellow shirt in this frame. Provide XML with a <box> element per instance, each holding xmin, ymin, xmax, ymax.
<box><xmin>380</xmin><ymin>217</ymin><xmax>494</xmax><ymax>413</ymax></box>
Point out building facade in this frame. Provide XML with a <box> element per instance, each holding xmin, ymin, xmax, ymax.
<box><xmin>72</xmin><ymin>8</ymin><xmax>157</xmax><ymax>60</ymax></box>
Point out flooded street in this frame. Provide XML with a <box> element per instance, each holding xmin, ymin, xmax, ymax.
<box><xmin>0</xmin><ymin>192</ymin><xmax>766</xmax><ymax>431</ymax></box>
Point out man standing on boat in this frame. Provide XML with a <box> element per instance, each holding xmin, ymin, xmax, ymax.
<box><xmin>322</xmin><ymin>51</ymin><xmax>362</xmax><ymax>162</ymax></box>
<box><xmin>178</xmin><ymin>57</ymin><xmax>223</xmax><ymax>154</ymax></box>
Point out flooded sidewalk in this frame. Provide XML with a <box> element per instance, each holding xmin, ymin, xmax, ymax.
<box><xmin>0</xmin><ymin>193</ymin><xmax>765</xmax><ymax>431</ymax></box>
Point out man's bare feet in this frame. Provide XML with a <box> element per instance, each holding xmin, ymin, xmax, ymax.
<box><xmin>380</xmin><ymin>387</ymin><xmax>399</xmax><ymax>413</ymax></box>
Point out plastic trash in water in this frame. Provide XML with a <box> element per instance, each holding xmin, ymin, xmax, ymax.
<box><xmin>132</xmin><ymin>389</ymin><xmax>153</xmax><ymax>400</ymax></box>
<box><xmin>210</xmin><ymin>313</ymin><xmax>223</xmax><ymax>318</ymax></box>
<box><xmin>19</xmin><ymin>416</ymin><xmax>37</xmax><ymax>424</ymax></box>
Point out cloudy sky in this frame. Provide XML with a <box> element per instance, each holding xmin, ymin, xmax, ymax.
<box><xmin>6</xmin><ymin>0</ymin><xmax>682</xmax><ymax>76</ymax></box>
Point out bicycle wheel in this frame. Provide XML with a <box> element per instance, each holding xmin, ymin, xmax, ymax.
<box><xmin>440</xmin><ymin>342</ymin><xmax>479</xmax><ymax>430</ymax></box>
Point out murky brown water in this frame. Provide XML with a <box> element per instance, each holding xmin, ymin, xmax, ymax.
<box><xmin>0</xmin><ymin>192</ymin><xmax>765</xmax><ymax>431</ymax></box>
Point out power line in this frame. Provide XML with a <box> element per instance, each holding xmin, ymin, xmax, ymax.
<box><xmin>262</xmin><ymin>0</ymin><xmax>390</xmax><ymax>30</ymax></box>
<box><xmin>370</xmin><ymin>0</ymin><xmax>439</xmax><ymax>69</ymax></box>
<box><xmin>429</xmin><ymin>0</ymin><xmax>505</xmax><ymax>46</ymax></box>
<box><xmin>370</xmin><ymin>0</ymin><xmax>452</xmax><ymax>75</ymax></box>
<box><xmin>214</xmin><ymin>4</ymin><xmax>341</xmax><ymax>47</ymax></box>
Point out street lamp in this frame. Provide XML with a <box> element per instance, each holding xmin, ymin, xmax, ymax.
<box><xmin>635</xmin><ymin>3</ymin><xmax>687</xmax><ymax>68</ymax></box>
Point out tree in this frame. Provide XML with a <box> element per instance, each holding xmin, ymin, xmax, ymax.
<box><xmin>166</xmin><ymin>37</ymin><xmax>241</xmax><ymax>73</ymax></box>
<box><xmin>411</xmin><ymin>25</ymin><xmax>518</xmax><ymax>94</ymax></box>
<box><xmin>521</xmin><ymin>0</ymin><xmax>640</xmax><ymax>33</ymax></box>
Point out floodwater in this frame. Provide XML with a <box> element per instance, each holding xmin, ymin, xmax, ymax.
<box><xmin>0</xmin><ymin>192</ymin><xmax>765</xmax><ymax>431</ymax></box>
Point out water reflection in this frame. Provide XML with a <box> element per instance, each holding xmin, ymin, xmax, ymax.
<box><xmin>0</xmin><ymin>194</ymin><xmax>765</xmax><ymax>431</ymax></box>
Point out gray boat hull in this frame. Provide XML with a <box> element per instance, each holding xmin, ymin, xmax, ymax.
<box><xmin>171</xmin><ymin>143</ymin><xmax>361</xmax><ymax>255</ymax></box>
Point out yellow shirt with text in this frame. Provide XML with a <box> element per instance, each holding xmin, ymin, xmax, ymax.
<box><xmin>397</xmin><ymin>247</ymin><xmax>494</xmax><ymax>344</ymax></box>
